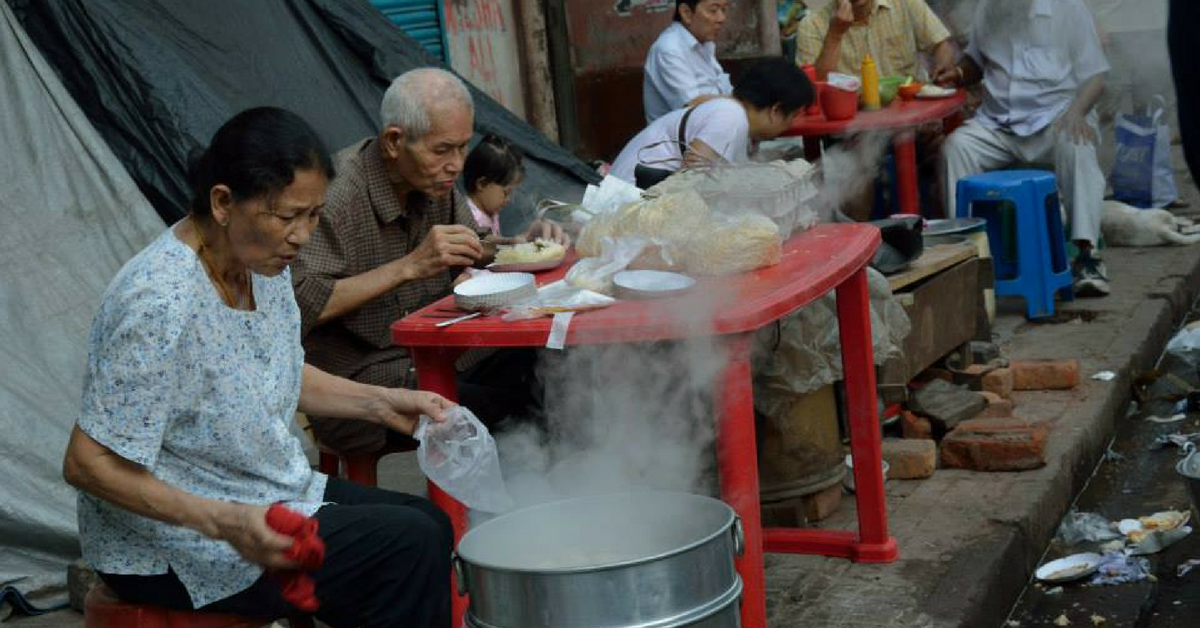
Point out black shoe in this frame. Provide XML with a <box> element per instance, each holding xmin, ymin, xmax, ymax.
<box><xmin>1072</xmin><ymin>252</ymin><xmax>1110</xmax><ymax>297</ymax></box>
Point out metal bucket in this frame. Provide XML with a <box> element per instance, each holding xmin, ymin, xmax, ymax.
<box><xmin>1176</xmin><ymin>448</ymin><xmax>1200</xmax><ymax>522</ymax></box>
<box><xmin>455</xmin><ymin>491</ymin><xmax>744</xmax><ymax>628</ymax></box>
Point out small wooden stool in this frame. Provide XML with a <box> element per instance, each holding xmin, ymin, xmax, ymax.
<box><xmin>84</xmin><ymin>583</ymin><xmax>314</xmax><ymax>628</ymax></box>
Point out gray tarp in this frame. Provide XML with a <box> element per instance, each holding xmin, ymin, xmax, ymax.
<box><xmin>9</xmin><ymin>0</ymin><xmax>598</xmax><ymax>228</ymax></box>
<box><xmin>0</xmin><ymin>1</ymin><xmax>163</xmax><ymax>611</ymax></box>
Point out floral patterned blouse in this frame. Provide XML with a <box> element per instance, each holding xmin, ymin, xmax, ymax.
<box><xmin>76</xmin><ymin>228</ymin><xmax>327</xmax><ymax>608</ymax></box>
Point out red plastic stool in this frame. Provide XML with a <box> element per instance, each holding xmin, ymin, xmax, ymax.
<box><xmin>83</xmin><ymin>584</ymin><xmax>315</xmax><ymax>628</ymax></box>
<box><xmin>317</xmin><ymin>439</ymin><xmax>416</xmax><ymax>487</ymax></box>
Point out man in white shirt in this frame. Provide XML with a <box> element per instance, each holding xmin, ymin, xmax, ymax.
<box><xmin>613</xmin><ymin>57</ymin><xmax>814</xmax><ymax>186</ymax></box>
<box><xmin>938</xmin><ymin>0</ymin><xmax>1111</xmax><ymax>297</ymax></box>
<box><xmin>643</xmin><ymin>0</ymin><xmax>734</xmax><ymax>123</ymax></box>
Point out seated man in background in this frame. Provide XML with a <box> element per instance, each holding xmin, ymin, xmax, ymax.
<box><xmin>939</xmin><ymin>0</ymin><xmax>1111</xmax><ymax>297</ymax></box>
<box><xmin>796</xmin><ymin>0</ymin><xmax>956</xmax><ymax>81</ymax></box>
<box><xmin>643</xmin><ymin>0</ymin><xmax>733</xmax><ymax>123</ymax></box>
<box><xmin>611</xmin><ymin>57</ymin><xmax>814</xmax><ymax>188</ymax></box>
<box><xmin>292</xmin><ymin>68</ymin><xmax>564</xmax><ymax>456</ymax></box>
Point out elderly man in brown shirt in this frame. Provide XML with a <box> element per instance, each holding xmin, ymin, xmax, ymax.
<box><xmin>293</xmin><ymin>68</ymin><xmax>558</xmax><ymax>455</ymax></box>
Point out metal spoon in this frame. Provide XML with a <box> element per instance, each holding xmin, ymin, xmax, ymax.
<box><xmin>434</xmin><ymin>311</ymin><xmax>482</xmax><ymax>328</ymax></box>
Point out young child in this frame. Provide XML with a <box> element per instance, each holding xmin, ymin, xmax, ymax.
<box><xmin>463</xmin><ymin>133</ymin><xmax>524</xmax><ymax>239</ymax></box>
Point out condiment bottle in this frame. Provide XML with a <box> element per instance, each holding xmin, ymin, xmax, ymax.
<box><xmin>800</xmin><ymin>63</ymin><xmax>821</xmax><ymax>115</ymax></box>
<box><xmin>861</xmin><ymin>54</ymin><xmax>881</xmax><ymax>110</ymax></box>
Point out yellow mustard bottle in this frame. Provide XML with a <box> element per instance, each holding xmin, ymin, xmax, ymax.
<box><xmin>861</xmin><ymin>54</ymin><xmax>881</xmax><ymax>110</ymax></box>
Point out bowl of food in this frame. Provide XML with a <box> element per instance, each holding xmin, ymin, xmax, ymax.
<box><xmin>877</xmin><ymin>75</ymin><xmax>908</xmax><ymax>106</ymax></box>
<box><xmin>489</xmin><ymin>239</ymin><xmax>567</xmax><ymax>272</ymax></box>
<box><xmin>454</xmin><ymin>272</ymin><xmax>537</xmax><ymax>312</ymax></box>
<box><xmin>897</xmin><ymin>80</ymin><xmax>923</xmax><ymax>101</ymax></box>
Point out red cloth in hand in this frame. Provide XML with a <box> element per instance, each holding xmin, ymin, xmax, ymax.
<box><xmin>265</xmin><ymin>503</ymin><xmax>325</xmax><ymax>569</ymax></box>
<box><xmin>264</xmin><ymin>503</ymin><xmax>325</xmax><ymax>612</ymax></box>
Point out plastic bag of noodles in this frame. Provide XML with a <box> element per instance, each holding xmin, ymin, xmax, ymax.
<box><xmin>575</xmin><ymin>189</ymin><xmax>782</xmax><ymax>276</ymax></box>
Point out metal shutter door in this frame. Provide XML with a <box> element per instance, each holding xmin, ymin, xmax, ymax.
<box><xmin>370</xmin><ymin>0</ymin><xmax>447</xmax><ymax>61</ymax></box>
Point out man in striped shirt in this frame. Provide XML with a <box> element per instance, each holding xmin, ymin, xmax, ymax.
<box><xmin>796</xmin><ymin>0</ymin><xmax>956</xmax><ymax>82</ymax></box>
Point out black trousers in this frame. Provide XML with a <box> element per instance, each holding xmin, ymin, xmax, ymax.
<box><xmin>99</xmin><ymin>477</ymin><xmax>452</xmax><ymax>628</ymax></box>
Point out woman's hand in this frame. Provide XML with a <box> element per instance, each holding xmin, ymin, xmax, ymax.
<box><xmin>212</xmin><ymin>503</ymin><xmax>297</xmax><ymax>570</ymax></box>
<box><xmin>371</xmin><ymin>389</ymin><xmax>456</xmax><ymax>436</ymax></box>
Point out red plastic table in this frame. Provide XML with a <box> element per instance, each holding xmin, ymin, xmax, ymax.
<box><xmin>782</xmin><ymin>91</ymin><xmax>967</xmax><ymax>216</ymax></box>
<box><xmin>391</xmin><ymin>224</ymin><xmax>897</xmax><ymax>628</ymax></box>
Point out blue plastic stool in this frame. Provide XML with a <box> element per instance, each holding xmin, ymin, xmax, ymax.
<box><xmin>955</xmin><ymin>170</ymin><xmax>1073</xmax><ymax>319</ymax></box>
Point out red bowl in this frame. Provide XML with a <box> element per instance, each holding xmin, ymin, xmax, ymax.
<box><xmin>820</xmin><ymin>85</ymin><xmax>858</xmax><ymax>121</ymax></box>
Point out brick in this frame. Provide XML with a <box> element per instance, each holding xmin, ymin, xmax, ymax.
<box><xmin>900</xmin><ymin>410</ymin><xmax>933</xmax><ymax>440</ymax></box>
<box><xmin>1010</xmin><ymin>359</ymin><xmax>1081</xmax><ymax>391</ymax></box>
<box><xmin>910</xmin><ymin>379</ymin><xmax>987</xmax><ymax>432</ymax></box>
<box><xmin>940</xmin><ymin>417</ymin><xmax>1049</xmax><ymax>471</ymax></box>
<box><xmin>882</xmin><ymin>438</ymin><xmax>937</xmax><ymax>479</ymax></box>
<box><xmin>977</xmin><ymin>391</ymin><xmax>1014</xmax><ymax>418</ymax></box>
<box><xmin>982</xmin><ymin>367</ymin><xmax>1014</xmax><ymax>399</ymax></box>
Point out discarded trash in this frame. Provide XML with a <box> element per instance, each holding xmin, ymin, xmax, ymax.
<box><xmin>1150</xmin><ymin>432</ymin><xmax>1200</xmax><ymax>450</ymax></box>
<box><xmin>1099</xmin><ymin>539</ymin><xmax>1126</xmax><ymax>554</ymax></box>
<box><xmin>1054</xmin><ymin>614</ymin><xmax>1071</xmax><ymax>626</ymax></box>
<box><xmin>1036</xmin><ymin>553</ymin><xmax>1104</xmax><ymax>583</ymax></box>
<box><xmin>1146</xmin><ymin>413</ymin><xmax>1188</xmax><ymax>424</ymax></box>
<box><xmin>1056</xmin><ymin>511</ymin><xmax>1122</xmax><ymax>544</ymax></box>
<box><xmin>1118</xmin><ymin>510</ymin><xmax>1192</xmax><ymax>555</ymax></box>
<box><xmin>1088</xmin><ymin>553</ymin><xmax>1152</xmax><ymax>585</ymax></box>
<box><xmin>1176</xmin><ymin>398</ymin><xmax>1190</xmax><ymax>414</ymax></box>
<box><xmin>1103</xmin><ymin>448</ymin><xmax>1125</xmax><ymax>463</ymax></box>
<box><xmin>1046</xmin><ymin>586</ymin><xmax>1064</xmax><ymax>596</ymax></box>
<box><xmin>1091</xmin><ymin>371</ymin><xmax>1116</xmax><ymax>382</ymax></box>
<box><xmin>1177</xmin><ymin>558</ymin><xmax>1200</xmax><ymax>577</ymax></box>
<box><xmin>1090</xmin><ymin>614</ymin><xmax>1107</xmax><ymax>625</ymax></box>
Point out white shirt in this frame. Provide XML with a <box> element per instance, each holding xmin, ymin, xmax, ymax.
<box><xmin>643</xmin><ymin>22</ymin><xmax>733</xmax><ymax>123</ymax></box>
<box><xmin>967</xmin><ymin>0</ymin><xmax>1109</xmax><ymax>136</ymax></box>
<box><xmin>610</xmin><ymin>97</ymin><xmax>750</xmax><ymax>185</ymax></box>
<box><xmin>76</xmin><ymin>229</ymin><xmax>326</xmax><ymax>608</ymax></box>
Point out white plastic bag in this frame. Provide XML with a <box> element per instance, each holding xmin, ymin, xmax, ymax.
<box><xmin>566</xmin><ymin>236</ymin><xmax>649</xmax><ymax>293</ymax></box>
<box><xmin>413</xmin><ymin>406</ymin><xmax>514</xmax><ymax>513</ymax></box>
<box><xmin>501</xmin><ymin>280</ymin><xmax>616</xmax><ymax>321</ymax></box>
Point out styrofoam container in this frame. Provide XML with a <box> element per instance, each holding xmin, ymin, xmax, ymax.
<box><xmin>454</xmin><ymin>272</ymin><xmax>537</xmax><ymax>312</ymax></box>
<box><xmin>1035</xmin><ymin>553</ymin><xmax>1103</xmax><ymax>583</ymax></box>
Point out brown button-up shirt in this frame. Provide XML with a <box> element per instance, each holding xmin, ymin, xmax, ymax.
<box><xmin>292</xmin><ymin>138</ymin><xmax>475</xmax><ymax>449</ymax></box>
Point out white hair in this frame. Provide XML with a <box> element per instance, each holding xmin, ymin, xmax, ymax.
<box><xmin>379</xmin><ymin>68</ymin><xmax>473</xmax><ymax>141</ymax></box>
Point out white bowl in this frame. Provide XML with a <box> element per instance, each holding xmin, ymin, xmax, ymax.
<box><xmin>1035</xmin><ymin>553</ymin><xmax>1103</xmax><ymax>583</ymax></box>
<box><xmin>454</xmin><ymin>273</ymin><xmax>537</xmax><ymax>312</ymax></box>
<box><xmin>843</xmin><ymin>454</ymin><xmax>889</xmax><ymax>493</ymax></box>
<box><xmin>612</xmin><ymin>270</ymin><xmax>696</xmax><ymax>300</ymax></box>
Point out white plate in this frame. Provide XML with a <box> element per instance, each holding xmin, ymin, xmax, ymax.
<box><xmin>1035</xmin><ymin>553</ymin><xmax>1103</xmax><ymax>583</ymax></box>
<box><xmin>916</xmin><ymin>85</ymin><xmax>957</xmax><ymax>99</ymax></box>
<box><xmin>487</xmin><ymin>256</ymin><xmax>567</xmax><ymax>273</ymax></box>
<box><xmin>612</xmin><ymin>270</ymin><xmax>697</xmax><ymax>299</ymax></box>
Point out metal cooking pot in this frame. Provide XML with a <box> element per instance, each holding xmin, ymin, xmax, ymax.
<box><xmin>455</xmin><ymin>491</ymin><xmax>744</xmax><ymax>628</ymax></box>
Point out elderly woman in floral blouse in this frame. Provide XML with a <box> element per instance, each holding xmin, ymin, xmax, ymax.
<box><xmin>62</xmin><ymin>107</ymin><xmax>455</xmax><ymax>628</ymax></box>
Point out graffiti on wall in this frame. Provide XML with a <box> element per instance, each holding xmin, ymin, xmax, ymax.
<box><xmin>443</xmin><ymin>0</ymin><xmax>526</xmax><ymax>116</ymax></box>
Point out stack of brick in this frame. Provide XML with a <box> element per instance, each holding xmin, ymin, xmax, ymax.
<box><xmin>901</xmin><ymin>354</ymin><xmax>1081</xmax><ymax>473</ymax></box>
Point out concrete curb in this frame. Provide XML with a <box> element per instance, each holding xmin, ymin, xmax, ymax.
<box><xmin>926</xmin><ymin>251</ymin><xmax>1200</xmax><ymax>628</ymax></box>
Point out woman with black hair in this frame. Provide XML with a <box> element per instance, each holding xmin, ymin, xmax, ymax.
<box><xmin>644</xmin><ymin>0</ymin><xmax>733</xmax><ymax>123</ymax></box>
<box><xmin>62</xmin><ymin>107</ymin><xmax>455</xmax><ymax>628</ymax></box>
<box><xmin>612</xmin><ymin>57</ymin><xmax>815</xmax><ymax>188</ymax></box>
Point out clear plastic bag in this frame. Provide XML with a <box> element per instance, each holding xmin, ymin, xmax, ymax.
<box><xmin>413</xmin><ymin>406</ymin><xmax>514</xmax><ymax>513</ymax></box>
<box><xmin>566</xmin><ymin>236</ymin><xmax>649</xmax><ymax>293</ymax></box>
